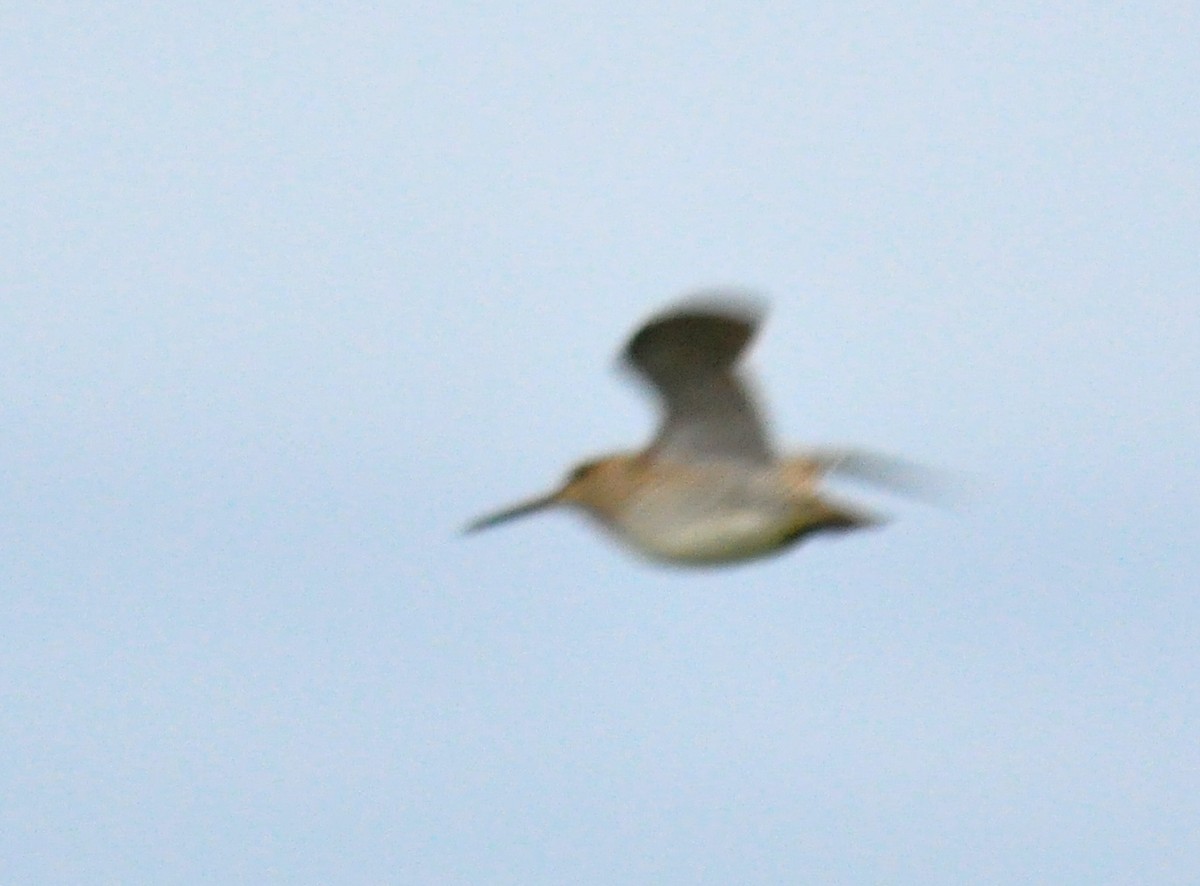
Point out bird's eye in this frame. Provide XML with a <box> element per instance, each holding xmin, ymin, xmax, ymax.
<box><xmin>568</xmin><ymin>461</ymin><xmax>599</xmax><ymax>483</ymax></box>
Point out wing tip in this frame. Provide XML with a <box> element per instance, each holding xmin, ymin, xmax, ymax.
<box><xmin>622</xmin><ymin>288</ymin><xmax>769</xmax><ymax>376</ymax></box>
<box><xmin>659</xmin><ymin>287</ymin><xmax>767</xmax><ymax>328</ymax></box>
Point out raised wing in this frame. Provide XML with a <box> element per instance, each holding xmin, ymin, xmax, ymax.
<box><xmin>622</xmin><ymin>296</ymin><xmax>774</xmax><ymax>465</ymax></box>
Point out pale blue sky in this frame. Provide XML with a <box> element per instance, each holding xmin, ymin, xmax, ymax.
<box><xmin>2</xmin><ymin>3</ymin><xmax>1198</xmax><ymax>883</ymax></box>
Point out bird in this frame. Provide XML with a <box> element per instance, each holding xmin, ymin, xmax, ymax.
<box><xmin>466</xmin><ymin>293</ymin><xmax>923</xmax><ymax>566</ymax></box>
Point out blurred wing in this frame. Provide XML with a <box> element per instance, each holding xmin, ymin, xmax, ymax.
<box><xmin>622</xmin><ymin>297</ymin><xmax>774</xmax><ymax>465</ymax></box>
<box><xmin>806</xmin><ymin>448</ymin><xmax>957</xmax><ymax>503</ymax></box>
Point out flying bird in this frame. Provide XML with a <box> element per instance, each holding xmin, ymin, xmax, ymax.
<box><xmin>467</xmin><ymin>294</ymin><xmax>923</xmax><ymax>566</ymax></box>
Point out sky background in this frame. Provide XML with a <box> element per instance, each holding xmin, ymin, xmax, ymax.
<box><xmin>3</xmin><ymin>3</ymin><xmax>1198</xmax><ymax>883</ymax></box>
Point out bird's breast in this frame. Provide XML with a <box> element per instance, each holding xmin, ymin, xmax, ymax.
<box><xmin>606</xmin><ymin>484</ymin><xmax>801</xmax><ymax>564</ymax></box>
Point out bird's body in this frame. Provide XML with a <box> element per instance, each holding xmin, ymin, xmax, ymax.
<box><xmin>467</xmin><ymin>294</ymin><xmax>912</xmax><ymax>566</ymax></box>
<box><xmin>552</xmin><ymin>454</ymin><xmax>872</xmax><ymax>565</ymax></box>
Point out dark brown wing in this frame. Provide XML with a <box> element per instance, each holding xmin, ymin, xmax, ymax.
<box><xmin>622</xmin><ymin>295</ymin><xmax>774</xmax><ymax>465</ymax></box>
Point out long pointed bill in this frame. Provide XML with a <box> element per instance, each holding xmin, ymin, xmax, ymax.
<box><xmin>464</xmin><ymin>491</ymin><xmax>562</xmax><ymax>534</ymax></box>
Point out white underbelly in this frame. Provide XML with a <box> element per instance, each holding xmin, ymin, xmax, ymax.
<box><xmin>616</xmin><ymin>503</ymin><xmax>794</xmax><ymax>564</ymax></box>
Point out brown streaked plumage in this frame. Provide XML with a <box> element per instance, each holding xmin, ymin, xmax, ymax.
<box><xmin>466</xmin><ymin>293</ymin><xmax>922</xmax><ymax>566</ymax></box>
